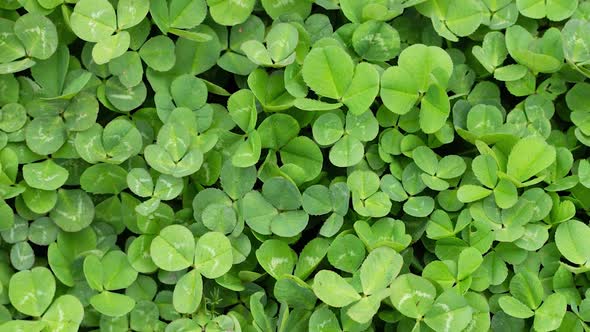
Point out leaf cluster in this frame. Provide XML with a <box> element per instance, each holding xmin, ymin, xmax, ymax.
<box><xmin>1</xmin><ymin>0</ymin><xmax>590</xmax><ymax>331</ymax></box>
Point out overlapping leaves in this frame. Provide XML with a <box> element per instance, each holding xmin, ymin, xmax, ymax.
<box><xmin>0</xmin><ymin>0</ymin><xmax>589</xmax><ymax>331</ymax></box>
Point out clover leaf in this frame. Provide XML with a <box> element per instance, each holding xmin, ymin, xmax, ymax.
<box><xmin>0</xmin><ymin>2</ymin><xmax>589</xmax><ymax>331</ymax></box>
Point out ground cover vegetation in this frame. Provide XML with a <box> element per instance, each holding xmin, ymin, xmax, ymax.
<box><xmin>1</xmin><ymin>0</ymin><xmax>590</xmax><ymax>331</ymax></box>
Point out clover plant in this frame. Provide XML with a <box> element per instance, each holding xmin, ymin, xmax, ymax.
<box><xmin>1</xmin><ymin>0</ymin><xmax>590</xmax><ymax>331</ymax></box>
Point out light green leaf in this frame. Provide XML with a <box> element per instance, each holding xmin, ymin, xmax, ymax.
<box><xmin>22</xmin><ymin>159</ymin><xmax>68</xmax><ymax>191</ymax></box>
<box><xmin>173</xmin><ymin>269</ymin><xmax>203</xmax><ymax>314</ymax></box>
<box><xmin>14</xmin><ymin>13</ymin><xmax>58</xmax><ymax>60</ymax></box>
<box><xmin>506</xmin><ymin>136</ymin><xmax>556</xmax><ymax>182</ymax></box>
<box><xmin>533</xmin><ymin>293</ymin><xmax>567</xmax><ymax>332</ymax></box>
<box><xmin>390</xmin><ymin>274</ymin><xmax>436</xmax><ymax>318</ymax></box>
<box><xmin>9</xmin><ymin>267</ymin><xmax>55</xmax><ymax>317</ymax></box>
<box><xmin>302</xmin><ymin>46</ymin><xmax>354</xmax><ymax>99</ymax></box>
<box><xmin>41</xmin><ymin>295</ymin><xmax>84</xmax><ymax>332</ymax></box>
<box><xmin>90</xmin><ymin>291</ymin><xmax>135</xmax><ymax>317</ymax></box>
<box><xmin>49</xmin><ymin>189</ymin><xmax>95</xmax><ymax>232</ymax></box>
<box><xmin>92</xmin><ymin>32</ymin><xmax>131</xmax><ymax>65</ymax></box>
<box><xmin>70</xmin><ymin>0</ymin><xmax>117</xmax><ymax>42</ymax></box>
<box><xmin>313</xmin><ymin>270</ymin><xmax>361</xmax><ymax>308</ymax></box>
<box><xmin>150</xmin><ymin>225</ymin><xmax>195</xmax><ymax>271</ymax></box>
<box><xmin>194</xmin><ymin>232</ymin><xmax>233</xmax><ymax>279</ymax></box>
<box><xmin>555</xmin><ymin>220</ymin><xmax>590</xmax><ymax>265</ymax></box>
<box><xmin>256</xmin><ymin>239</ymin><xmax>297</xmax><ymax>279</ymax></box>
<box><xmin>498</xmin><ymin>296</ymin><xmax>534</xmax><ymax>318</ymax></box>
<box><xmin>360</xmin><ymin>247</ymin><xmax>403</xmax><ymax>295</ymax></box>
<box><xmin>117</xmin><ymin>0</ymin><xmax>150</xmax><ymax>29</ymax></box>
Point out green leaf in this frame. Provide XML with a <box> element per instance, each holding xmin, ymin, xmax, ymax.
<box><xmin>309</xmin><ymin>307</ymin><xmax>341</xmax><ymax>332</ymax></box>
<box><xmin>258</xmin><ymin>114</ymin><xmax>300</xmax><ymax>150</ymax></box>
<box><xmin>22</xmin><ymin>159</ymin><xmax>68</xmax><ymax>191</ymax></box>
<box><xmin>150</xmin><ymin>225</ymin><xmax>195</xmax><ymax>271</ymax></box>
<box><xmin>83</xmin><ymin>255</ymin><xmax>103</xmax><ymax>291</ymax></box>
<box><xmin>403</xmin><ymin>196</ymin><xmax>435</xmax><ymax>217</ymax></box>
<box><xmin>562</xmin><ymin>19</ymin><xmax>590</xmax><ymax>64</ymax></box>
<box><xmin>341</xmin><ymin>62</ymin><xmax>380</xmax><ymax>115</ymax></box>
<box><xmin>516</xmin><ymin>0</ymin><xmax>577</xmax><ymax>21</ymax></box>
<box><xmin>494</xmin><ymin>64</ymin><xmax>528</xmax><ymax>82</ymax></box>
<box><xmin>14</xmin><ymin>13</ymin><xmax>58</xmax><ymax>60</ymax></box>
<box><xmin>424</xmin><ymin>289</ymin><xmax>473</xmax><ymax>332</ymax></box>
<box><xmin>302</xmin><ymin>185</ymin><xmax>332</xmax><ymax>216</ymax></box>
<box><xmin>242</xmin><ymin>191</ymin><xmax>277</xmax><ymax>235</ymax></box>
<box><xmin>390</xmin><ymin>274</ymin><xmax>436</xmax><ymax>318</ymax></box>
<box><xmin>457</xmin><ymin>247</ymin><xmax>483</xmax><ymax>280</ymax></box>
<box><xmin>418</xmin><ymin>0</ymin><xmax>483</xmax><ymax>39</ymax></box>
<box><xmin>271</xmin><ymin>210</ymin><xmax>309</xmax><ymax>237</ymax></box>
<box><xmin>312</xmin><ymin>113</ymin><xmax>344</xmax><ymax>146</ymax></box>
<box><xmin>499</xmin><ymin>296</ymin><xmax>534</xmax><ymax>318</ymax></box>
<box><xmin>294</xmin><ymin>98</ymin><xmax>342</xmax><ymax>111</ymax></box>
<box><xmin>279</xmin><ymin>136</ymin><xmax>323</xmax><ymax>182</ymax></box>
<box><xmin>117</xmin><ymin>0</ymin><xmax>150</xmax><ymax>29</ymax></box>
<box><xmin>472</xmin><ymin>154</ymin><xmax>498</xmax><ymax>188</ymax></box>
<box><xmin>266</xmin><ymin>23</ymin><xmax>298</xmax><ymax>63</ymax></box>
<box><xmin>346</xmin><ymin>296</ymin><xmax>381</xmax><ymax>324</ymax></box>
<box><xmin>555</xmin><ymin>220</ymin><xmax>590</xmax><ymax>265</ymax></box>
<box><xmin>101</xmin><ymin>251</ymin><xmax>138</xmax><ymax>291</ymax></box>
<box><xmin>302</xmin><ymin>46</ymin><xmax>354</xmax><ymax>99</ymax></box>
<box><xmin>172</xmin><ymin>269</ymin><xmax>203</xmax><ymax>314</ymax></box>
<box><xmin>90</xmin><ymin>291</ymin><xmax>135</xmax><ymax>317</ymax></box>
<box><xmin>153</xmin><ymin>174</ymin><xmax>183</xmax><ymax>200</ymax></box>
<box><xmin>494</xmin><ymin>179</ymin><xmax>518</xmax><ymax>209</ymax></box>
<box><xmin>171</xmin><ymin>75</ymin><xmax>207</xmax><ymax>110</ymax></box>
<box><xmin>360</xmin><ymin>247</ymin><xmax>403</xmax><ymax>295</ymax></box>
<box><xmin>294</xmin><ymin>238</ymin><xmax>330</xmax><ymax>280</ymax></box>
<box><xmin>274</xmin><ymin>275</ymin><xmax>316</xmax><ymax>310</ymax></box>
<box><xmin>228</xmin><ymin>89</ymin><xmax>257</xmax><ymax>133</ymax></box>
<box><xmin>0</xmin><ymin>320</ymin><xmax>46</xmax><ymax>332</ymax></box>
<box><xmin>105</xmin><ymin>78</ymin><xmax>147</xmax><ymax>112</ymax></box>
<box><xmin>126</xmin><ymin>168</ymin><xmax>154</xmax><ymax>197</ymax></box>
<box><xmin>80</xmin><ymin>163</ymin><xmax>128</xmax><ymax>194</ymax></box>
<box><xmin>194</xmin><ymin>232</ymin><xmax>233</xmax><ymax>279</ymax></box>
<box><xmin>261</xmin><ymin>0</ymin><xmax>311</xmax><ymax>19</ymax></box>
<box><xmin>420</xmin><ymin>84</ymin><xmax>450</xmax><ymax>134</ymax></box>
<box><xmin>0</xmin><ymin>103</ymin><xmax>26</xmax><ymax>133</ymax></box>
<box><xmin>312</xmin><ymin>270</ymin><xmax>361</xmax><ymax>307</ymax></box>
<box><xmin>352</xmin><ymin>20</ymin><xmax>400</xmax><ymax>61</ymax></box>
<box><xmin>457</xmin><ymin>185</ymin><xmax>492</xmax><ymax>203</ymax></box>
<box><xmin>41</xmin><ymin>295</ymin><xmax>84</xmax><ymax>332</ymax></box>
<box><xmin>327</xmin><ymin>234</ymin><xmax>366</xmax><ymax>273</ymax></box>
<box><xmin>169</xmin><ymin>0</ymin><xmax>207</xmax><ymax>29</ymax></box>
<box><xmin>509</xmin><ymin>271</ymin><xmax>544</xmax><ymax>309</ymax></box>
<box><xmin>49</xmin><ymin>189</ymin><xmax>95</xmax><ymax>232</ymax></box>
<box><xmin>25</xmin><ymin>116</ymin><xmax>67</xmax><ymax>155</ymax></box>
<box><xmin>472</xmin><ymin>31</ymin><xmax>508</xmax><ymax>73</ymax></box>
<box><xmin>329</xmin><ymin>135</ymin><xmax>364</xmax><ymax>168</ymax></box>
<box><xmin>92</xmin><ymin>32</ymin><xmax>131</xmax><ymax>65</ymax></box>
<box><xmin>139</xmin><ymin>36</ymin><xmax>176</xmax><ymax>71</ymax></box>
<box><xmin>70</xmin><ymin>0</ymin><xmax>117</xmax><ymax>42</ymax></box>
<box><xmin>241</xmin><ymin>40</ymin><xmax>273</xmax><ymax>66</ymax></box>
<box><xmin>9</xmin><ymin>267</ymin><xmax>55</xmax><ymax>317</ymax></box>
<box><xmin>506</xmin><ymin>136</ymin><xmax>556</xmax><ymax>182</ymax></box>
<box><xmin>220</xmin><ymin>160</ymin><xmax>256</xmax><ymax>200</ymax></box>
<box><xmin>262</xmin><ymin>176</ymin><xmax>301</xmax><ymax>210</ymax></box>
<box><xmin>0</xmin><ymin>59</ymin><xmax>36</xmax><ymax>74</ymax></box>
<box><xmin>533</xmin><ymin>293</ymin><xmax>567</xmax><ymax>332</ymax></box>
<box><xmin>207</xmin><ymin>0</ymin><xmax>256</xmax><ymax>26</ymax></box>
<box><xmin>413</xmin><ymin>146</ymin><xmax>438</xmax><ymax>175</ymax></box>
<box><xmin>397</xmin><ymin>44</ymin><xmax>454</xmax><ymax>92</ymax></box>
<box><xmin>256</xmin><ymin>239</ymin><xmax>297</xmax><ymax>279</ymax></box>
<box><xmin>380</xmin><ymin>66</ymin><xmax>420</xmax><ymax>115</ymax></box>
<box><xmin>505</xmin><ymin>25</ymin><xmax>563</xmax><ymax>73</ymax></box>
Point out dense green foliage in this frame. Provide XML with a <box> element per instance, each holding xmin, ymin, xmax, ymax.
<box><xmin>1</xmin><ymin>0</ymin><xmax>590</xmax><ymax>331</ymax></box>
